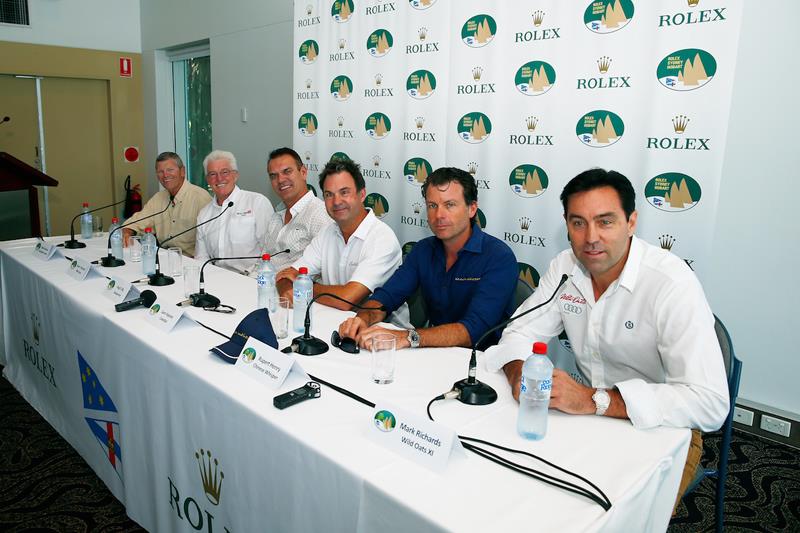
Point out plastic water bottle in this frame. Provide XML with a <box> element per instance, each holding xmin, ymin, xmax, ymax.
<box><xmin>517</xmin><ymin>342</ymin><xmax>553</xmax><ymax>440</ymax></box>
<box><xmin>80</xmin><ymin>202</ymin><xmax>92</xmax><ymax>239</ymax></box>
<box><xmin>142</xmin><ymin>227</ymin><xmax>157</xmax><ymax>276</ymax></box>
<box><xmin>292</xmin><ymin>267</ymin><xmax>313</xmax><ymax>332</ymax></box>
<box><xmin>108</xmin><ymin>217</ymin><xmax>123</xmax><ymax>259</ymax></box>
<box><xmin>256</xmin><ymin>254</ymin><xmax>278</xmax><ymax>311</ymax></box>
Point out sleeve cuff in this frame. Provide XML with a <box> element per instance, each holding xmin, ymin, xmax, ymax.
<box><xmin>615</xmin><ymin>379</ymin><xmax>663</xmax><ymax>429</ymax></box>
<box><xmin>483</xmin><ymin>341</ymin><xmax>532</xmax><ymax>373</ymax></box>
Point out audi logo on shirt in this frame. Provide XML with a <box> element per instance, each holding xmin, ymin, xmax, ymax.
<box><xmin>562</xmin><ymin>303</ymin><xmax>583</xmax><ymax>315</ymax></box>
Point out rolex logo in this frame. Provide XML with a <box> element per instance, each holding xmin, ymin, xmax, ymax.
<box><xmin>413</xmin><ymin>202</ymin><xmax>422</xmax><ymax>214</ymax></box>
<box><xmin>672</xmin><ymin>115</ymin><xmax>689</xmax><ymax>134</ymax></box>
<box><xmin>195</xmin><ymin>449</ymin><xmax>224</xmax><ymax>506</ymax></box>
<box><xmin>659</xmin><ymin>234</ymin><xmax>675</xmax><ymax>251</ymax></box>
<box><xmin>526</xmin><ymin>116</ymin><xmax>538</xmax><ymax>131</ymax></box>
<box><xmin>519</xmin><ymin>217</ymin><xmax>531</xmax><ymax>231</ymax></box>
<box><xmin>373</xmin><ymin>155</ymin><xmax>381</xmax><ymax>167</ymax></box>
<box><xmin>306</xmin><ymin>4</ymin><xmax>313</xmax><ymax>15</ymax></box>
<box><xmin>337</xmin><ymin>116</ymin><xmax>344</xmax><ymax>127</ymax></box>
<box><xmin>467</xmin><ymin>162</ymin><xmax>478</xmax><ymax>176</ymax></box>
<box><xmin>375</xmin><ymin>74</ymin><xmax>383</xmax><ymax>86</ymax></box>
<box><xmin>415</xmin><ymin>116</ymin><xmax>425</xmax><ymax>129</ymax></box>
<box><xmin>305</xmin><ymin>79</ymin><xmax>312</xmax><ymax>89</ymax></box>
<box><xmin>472</xmin><ymin>66</ymin><xmax>483</xmax><ymax>81</ymax></box>
<box><xmin>597</xmin><ymin>56</ymin><xmax>611</xmax><ymax>74</ymax></box>
<box><xmin>687</xmin><ymin>0</ymin><xmax>700</xmax><ymax>6</ymax></box>
<box><xmin>304</xmin><ymin>151</ymin><xmax>311</xmax><ymax>162</ymax></box>
<box><xmin>338</xmin><ymin>38</ymin><xmax>346</xmax><ymax>50</ymax></box>
<box><xmin>418</xmin><ymin>27</ymin><xmax>427</xmax><ymax>40</ymax></box>
<box><xmin>532</xmin><ymin>10</ymin><xmax>544</xmax><ymax>27</ymax></box>
<box><xmin>31</xmin><ymin>313</ymin><xmax>40</xmax><ymax>345</ymax></box>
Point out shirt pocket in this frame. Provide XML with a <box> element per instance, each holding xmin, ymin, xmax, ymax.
<box><xmin>229</xmin><ymin>214</ymin><xmax>256</xmax><ymax>243</ymax></box>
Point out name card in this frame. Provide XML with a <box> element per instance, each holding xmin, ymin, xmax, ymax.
<box><xmin>103</xmin><ymin>276</ymin><xmax>137</xmax><ymax>304</ymax></box>
<box><xmin>366</xmin><ymin>402</ymin><xmax>465</xmax><ymax>473</ymax></box>
<box><xmin>32</xmin><ymin>241</ymin><xmax>58</xmax><ymax>261</ymax></box>
<box><xmin>145</xmin><ymin>301</ymin><xmax>185</xmax><ymax>332</ymax></box>
<box><xmin>235</xmin><ymin>337</ymin><xmax>303</xmax><ymax>390</ymax></box>
<box><xmin>66</xmin><ymin>256</ymin><xmax>94</xmax><ymax>281</ymax></box>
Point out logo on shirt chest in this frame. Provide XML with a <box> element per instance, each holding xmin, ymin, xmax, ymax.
<box><xmin>454</xmin><ymin>276</ymin><xmax>481</xmax><ymax>282</ymax></box>
<box><xmin>560</xmin><ymin>293</ymin><xmax>586</xmax><ymax>315</ymax></box>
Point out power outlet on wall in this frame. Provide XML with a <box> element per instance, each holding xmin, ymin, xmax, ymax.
<box><xmin>733</xmin><ymin>406</ymin><xmax>754</xmax><ymax>426</ymax></box>
<box><xmin>760</xmin><ymin>415</ymin><xmax>792</xmax><ymax>438</ymax></box>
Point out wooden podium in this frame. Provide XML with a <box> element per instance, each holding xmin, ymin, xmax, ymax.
<box><xmin>0</xmin><ymin>152</ymin><xmax>58</xmax><ymax>238</ymax></box>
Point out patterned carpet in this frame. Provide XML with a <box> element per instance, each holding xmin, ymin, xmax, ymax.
<box><xmin>1</xmin><ymin>370</ymin><xmax>798</xmax><ymax>532</ymax></box>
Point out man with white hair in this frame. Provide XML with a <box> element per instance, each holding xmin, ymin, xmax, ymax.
<box><xmin>194</xmin><ymin>150</ymin><xmax>274</xmax><ymax>274</ymax></box>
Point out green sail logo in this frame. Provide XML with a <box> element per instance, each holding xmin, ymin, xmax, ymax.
<box><xmin>330</xmin><ymin>75</ymin><xmax>353</xmax><ymax>101</ymax></box>
<box><xmin>408</xmin><ymin>0</ymin><xmax>436</xmax><ymax>10</ymax></box>
<box><xmin>584</xmin><ymin>0</ymin><xmax>634</xmax><ymax>34</ymax></box>
<box><xmin>645</xmin><ymin>173</ymin><xmax>702</xmax><ymax>212</ymax></box>
<box><xmin>576</xmin><ymin>110</ymin><xmax>625</xmax><ymax>147</ymax></box>
<box><xmin>406</xmin><ymin>70</ymin><xmax>437</xmax><ymax>99</ymax></box>
<box><xmin>402</xmin><ymin>241</ymin><xmax>417</xmax><ymax>255</ymax></box>
<box><xmin>298</xmin><ymin>113</ymin><xmax>318</xmax><ymax>136</ymax></box>
<box><xmin>241</xmin><ymin>347</ymin><xmax>256</xmax><ymax>363</ymax></box>
<box><xmin>365</xmin><ymin>112</ymin><xmax>391</xmax><ymax>139</ymax></box>
<box><xmin>298</xmin><ymin>40</ymin><xmax>319</xmax><ymax>64</ymax></box>
<box><xmin>374</xmin><ymin>410</ymin><xmax>396</xmax><ymax>431</ymax></box>
<box><xmin>657</xmin><ymin>49</ymin><xmax>717</xmax><ymax>91</ymax></box>
<box><xmin>364</xmin><ymin>193</ymin><xmax>390</xmax><ymax>218</ymax></box>
<box><xmin>475</xmin><ymin>208</ymin><xmax>487</xmax><ymax>229</ymax></box>
<box><xmin>306</xmin><ymin>183</ymin><xmax>318</xmax><ymax>197</ymax></box>
<box><xmin>330</xmin><ymin>151</ymin><xmax>352</xmax><ymax>162</ymax></box>
<box><xmin>331</xmin><ymin>0</ymin><xmax>354</xmax><ymax>22</ymax></box>
<box><xmin>461</xmin><ymin>14</ymin><xmax>497</xmax><ymax>48</ymax></box>
<box><xmin>514</xmin><ymin>61</ymin><xmax>556</xmax><ymax>96</ymax></box>
<box><xmin>509</xmin><ymin>165</ymin><xmax>549</xmax><ymax>198</ymax></box>
<box><xmin>404</xmin><ymin>157</ymin><xmax>433</xmax><ymax>185</ymax></box>
<box><xmin>457</xmin><ymin>112</ymin><xmax>492</xmax><ymax>144</ymax></box>
<box><xmin>518</xmin><ymin>262</ymin><xmax>541</xmax><ymax>289</ymax></box>
<box><xmin>367</xmin><ymin>29</ymin><xmax>393</xmax><ymax>57</ymax></box>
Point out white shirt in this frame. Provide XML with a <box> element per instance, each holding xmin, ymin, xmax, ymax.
<box><xmin>292</xmin><ymin>209</ymin><xmax>410</xmax><ymax>326</ymax></box>
<box><xmin>195</xmin><ymin>187</ymin><xmax>274</xmax><ymax>274</ymax></box>
<box><xmin>485</xmin><ymin>236</ymin><xmax>729</xmax><ymax>432</ymax></box>
<box><xmin>254</xmin><ymin>191</ymin><xmax>333</xmax><ymax>273</ymax></box>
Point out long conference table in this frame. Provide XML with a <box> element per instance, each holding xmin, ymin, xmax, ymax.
<box><xmin>0</xmin><ymin>236</ymin><xmax>690</xmax><ymax>532</ymax></box>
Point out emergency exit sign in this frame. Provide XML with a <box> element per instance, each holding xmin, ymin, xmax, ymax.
<box><xmin>120</xmin><ymin>57</ymin><xmax>132</xmax><ymax>78</ymax></box>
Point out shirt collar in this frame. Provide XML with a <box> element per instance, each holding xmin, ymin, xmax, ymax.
<box><xmin>171</xmin><ymin>179</ymin><xmax>192</xmax><ymax>203</ymax></box>
<box><xmin>461</xmin><ymin>222</ymin><xmax>485</xmax><ymax>254</ymax></box>
<box><xmin>288</xmin><ymin>190</ymin><xmax>313</xmax><ymax>217</ymax></box>
<box><xmin>213</xmin><ymin>186</ymin><xmax>241</xmax><ymax>208</ymax></box>
<box><xmin>346</xmin><ymin>209</ymin><xmax>377</xmax><ymax>242</ymax></box>
<box><xmin>568</xmin><ymin>235</ymin><xmax>642</xmax><ymax>295</ymax></box>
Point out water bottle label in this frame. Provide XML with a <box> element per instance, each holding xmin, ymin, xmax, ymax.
<box><xmin>257</xmin><ymin>274</ymin><xmax>266</xmax><ymax>288</ymax></box>
<box><xmin>520</xmin><ymin>376</ymin><xmax>528</xmax><ymax>394</ymax></box>
<box><xmin>539</xmin><ymin>379</ymin><xmax>552</xmax><ymax>392</ymax></box>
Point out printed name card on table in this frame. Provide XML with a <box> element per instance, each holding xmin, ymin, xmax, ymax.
<box><xmin>366</xmin><ymin>402</ymin><xmax>465</xmax><ymax>473</ymax></box>
<box><xmin>145</xmin><ymin>302</ymin><xmax>187</xmax><ymax>333</ymax></box>
<box><xmin>32</xmin><ymin>241</ymin><xmax>59</xmax><ymax>261</ymax></box>
<box><xmin>235</xmin><ymin>337</ymin><xmax>305</xmax><ymax>390</ymax></box>
<box><xmin>66</xmin><ymin>256</ymin><xmax>95</xmax><ymax>281</ymax></box>
<box><xmin>102</xmin><ymin>277</ymin><xmax>137</xmax><ymax>304</ymax></box>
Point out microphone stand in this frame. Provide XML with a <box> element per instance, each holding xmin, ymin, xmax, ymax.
<box><xmin>148</xmin><ymin>201</ymin><xmax>235</xmax><ymax>286</ymax></box>
<box><xmin>453</xmin><ymin>274</ymin><xmax>569</xmax><ymax>406</ymax></box>
<box><xmin>189</xmin><ymin>249</ymin><xmax>291</xmax><ymax>308</ymax></box>
<box><xmin>63</xmin><ymin>198</ymin><xmax>126</xmax><ymax>249</ymax></box>
<box><xmin>292</xmin><ymin>292</ymin><xmax>386</xmax><ymax>356</ymax></box>
<box><xmin>100</xmin><ymin>193</ymin><xmax>173</xmax><ymax>267</ymax></box>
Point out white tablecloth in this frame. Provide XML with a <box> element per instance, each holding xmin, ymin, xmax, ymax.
<box><xmin>0</xmin><ymin>236</ymin><xmax>690</xmax><ymax>532</ymax></box>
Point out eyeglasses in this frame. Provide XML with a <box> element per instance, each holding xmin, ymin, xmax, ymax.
<box><xmin>206</xmin><ymin>169</ymin><xmax>236</xmax><ymax>179</ymax></box>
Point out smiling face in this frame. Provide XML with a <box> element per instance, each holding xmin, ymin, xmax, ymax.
<box><xmin>425</xmin><ymin>180</ymin><xmax>477</xmax><ymax>247</ymax></box>
<box><xmin>205</xmin><ymin>158</ymin><xmax>239</xmax><ymax>204</ymax></box>
<box><xmin>322</xmin><ymin>171</ymin><xmax>366</xmax><ymax>230</ymax></box>
<box><xmin>267</xmin><ymin>154</ymin><xmax>308</xmax><ymax>208</ymax></box>
<box><xmin>565</xmin><ymin>186</ymin><xmax>637</xmax><ymax>286</ymax></box>
<box><xmin>156</xmin><ymin>157</ymin><xmax>186</xmax><ymax>197</ymax></box>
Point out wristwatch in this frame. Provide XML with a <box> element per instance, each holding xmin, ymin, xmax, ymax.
<box><xmin>407</xmin><ymin>329</ymin><xmax>420</xmax><ymax>348</ymax></box>
<box><xmin>592</xmin><ymin>388</ymin><xmax>610</xmax><ymax>416</ymax></box>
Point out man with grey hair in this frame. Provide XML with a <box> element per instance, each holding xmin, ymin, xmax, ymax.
<box><xmin>123</xmin><ymin>151</ymin><xmax>211</xmax><ymax>256</ymax></box>
<box><xmin>194</xmin><ymin>150</ymin><xmax>274</xmax><ymax>274</ymax></box>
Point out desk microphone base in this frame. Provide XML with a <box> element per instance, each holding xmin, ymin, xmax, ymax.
<box><xmin>100</xmin><ymin>256</ymin><xmax>125</xmax><ymax>267</ymax></box>
<box><xmin>148</xmin><ymin>273</ymin><xmax>175</xmax><ymax>286</ymax></box>
<box><xmin>63</xmin><ymin>239</ymin><xmax>86</xmax><ymax>249</ymax></box>
<box><xmin>453</xmin><ymin>378</ymin><xmax>497</xmax><ymax>406</ymax></box>
<box><xmin>292</xmin><ymin>334</ymin><xmax>329</xmax><ymax>356</ymax></box>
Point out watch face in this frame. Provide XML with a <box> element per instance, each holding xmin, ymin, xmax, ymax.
<box><xmin>408</xmin><ymin>330</ymin><xmax>420</xmax><ymax>347</ymax></box>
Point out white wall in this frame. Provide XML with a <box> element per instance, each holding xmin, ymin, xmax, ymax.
<box><xmin>707</xmin><ymin>0</ymin><xmax>799</xmax><ymax>416</ymax></box>
<box><xmin>139</xmin><ymin>0</ymin><xmax>292</xmax><ymax>203</ymax></box>
<box><xmin>0</xmin><ymin>0</ymin><xmax>141</xmax><ymax>52</ymax></box>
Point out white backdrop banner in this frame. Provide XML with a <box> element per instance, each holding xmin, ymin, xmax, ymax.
<box><xmin>293</xmin><ymin>0</ymin><xmax>742</xmax><ymax>293</ymax></box>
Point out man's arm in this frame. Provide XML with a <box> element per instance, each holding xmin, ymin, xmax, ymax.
<box><xmin>355</xmin><ymin>321</ymin><xmax>472</xmax><ymax>350</ymax></box>
<box><xmin>122</xmin><ymin>195</ymin><xmax>161</xmax><ymax>245</ymax></box>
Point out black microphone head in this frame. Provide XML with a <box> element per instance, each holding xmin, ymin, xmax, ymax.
<box><xmin>227</xmin><ymin>201</ymin><xmax>234</xmax><ymax>207</ymax></box>
<box><xmin>1</xmin><ymin>116</ymin><xmax>9</xmax><ymax>123</ymax></box>
<box><xmin>140</xmin><ymin>290</ymin><xmax>157</xmax><ymax>307</ymax></box>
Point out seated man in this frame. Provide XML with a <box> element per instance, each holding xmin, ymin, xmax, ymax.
<box><xmin>485</xmin><ymin>168</ymin><xmax>729</xmax><ymax>509</ymax></box>
<box><xmin>253</xmin><ymin>148</ymin><xmax>333</xmax><ymax>272</ymax></box>
<box><xmin>276</xmin><ymin>158</ymin><xmax>405</xmax><ymax>321</ymax></box>
<box><xmin>123</xmin><ymin>151</ymin><xmax>211</xmax><ymax>256</ymax></box>
<box><xmin>338</xmin><ymin>167</ymin><xmax>517</xmax><ymax>350</ymax></box>
<box><xmin>194</xmin><ymin>150</ymin><xmax>274</xmax><ymax>274</ymax></box>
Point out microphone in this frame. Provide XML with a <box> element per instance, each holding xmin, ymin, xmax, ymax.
<box><xmin>114</xmin><ymin>289</ymin><xmax>157</xmax><ymax>312</ymax></box>
<box><xmin>0</xmin><ymin>116</ymin><xmax>9</xmax><ymax>125</ymax></box>
<box><xmin>63</xmin><ymin>198</ymin><xmax>127</xmax><ymax>249</ymax></box>
<box><xmin>291</xmin><ymin>292</ymin><xmax>388</xmax><ymax>356</ymax></box>
<box><xmin>99</xmin><ymin>192</ymin><xmax>174</xmax><ymax>267</ymax></box>
<box><xmin>452</xmin><ymin>274</ymin><xmax>569</xmax><ymax>406</ymax></box>
<box><xmin>187</xmin><ymin>248</ymin><xmax>291</xmax><ymax>308</ymax></box>
<box><xmin>148</xmin><ymin>201</ymin><xmax>235</xmax><ymax>286</ymax></box>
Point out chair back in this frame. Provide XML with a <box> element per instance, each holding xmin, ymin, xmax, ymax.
<box><xmin>514</xmin><ymin>277</ymin><xmax>534</xmax><ymax>310</ymax></box>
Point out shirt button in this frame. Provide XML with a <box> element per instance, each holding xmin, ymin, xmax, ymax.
<box><xmin>593</xmin><ymin>352</ymin><xmax>600</xmax><ymax>360</ymax></box>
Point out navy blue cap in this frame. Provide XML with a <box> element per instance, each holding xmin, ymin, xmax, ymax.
<box><xmin>211</xmin><ymin>308</ymin><xmax>278</xmax><ymax>364</ymax></box>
